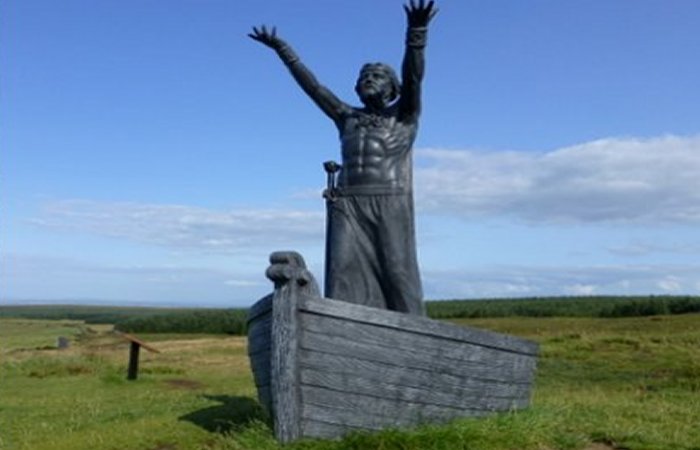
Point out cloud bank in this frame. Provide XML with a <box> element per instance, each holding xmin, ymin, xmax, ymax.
<box><xmin>5</xmin><ymin>253</ymin><xmax>698</xmax><ymax>305</ymax></box>
<box><xmin>31</xmin><ymin>135</ymin><xmax>700</xmax><ymax>253</ymax></box>
<box><xmin>415</xmin><ymin>135</ymin><xmax>700</xmax><ymax>224</ymax></box>
<box><xmin>423</xmin><ymin>264</ymin><xmax>700</xmax><ymax>299</ymax></box>
<box><xmin>31</xmin><ymin>200</ymin><xmax>324</xmax><ymax>252</ymax></box>
<box><xmin>21</xmin><ymin>134</ymin><xmax>700</xmax><ymax>302</ymax></box>
<box><xmin>1</xmin><ymin>253</ymin><xmax>268</xmax><ymax>306</ymax></box>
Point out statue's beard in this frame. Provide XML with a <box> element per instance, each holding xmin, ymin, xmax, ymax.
<box><xmin>359</xmin><ymin>88</ymin><xmax>388</xmax><ymax>109</ymax></box>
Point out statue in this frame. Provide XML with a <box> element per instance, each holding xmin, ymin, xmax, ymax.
<box><xmin>250</xmin><ymin>0</ymin><xmax>437</xmax><ymax>315</ymax></box>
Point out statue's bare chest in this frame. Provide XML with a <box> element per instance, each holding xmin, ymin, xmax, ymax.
<box><xmin>340</xmin><ymin>113</ymin><xmax>416</xmax><ymax>159</ymax></box>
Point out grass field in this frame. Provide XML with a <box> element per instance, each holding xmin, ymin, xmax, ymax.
<box><xmin>1</xmin><ymin>314</ymin><xmax>698</xmax><ymax>450</ymax></box>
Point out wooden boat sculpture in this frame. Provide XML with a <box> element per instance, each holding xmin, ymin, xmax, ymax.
<box><xmin>247</xmin><ymin>252</ymin><xmax>539</xmax><ymax>443</ymax></box>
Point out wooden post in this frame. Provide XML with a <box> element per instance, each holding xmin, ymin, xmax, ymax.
<box><xmin>115</xmin><ymin>332</ymin><xmax>160</xmax><ymax>381</ymax></box>
<box><xmin>127</xmin><ymin>342</ymin><xmax>141</xmax><ymax>380</ymax></box>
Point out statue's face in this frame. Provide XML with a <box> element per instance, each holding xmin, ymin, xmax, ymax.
<box><xmin>356</xmin><ymin>67</ymin><xmax>394</xmax><ymax>105</ymax></box>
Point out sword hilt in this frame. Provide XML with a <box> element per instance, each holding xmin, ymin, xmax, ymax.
<box><xmin>322</xmin><ymin>161</ymin><xmax>341</xmax><ymax>201</ymax></box>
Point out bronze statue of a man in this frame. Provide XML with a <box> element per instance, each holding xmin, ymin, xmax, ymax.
<box><xmin>250</xmin><ymin>0</ymin><xmax>437</xmax><ymax>315</ymax></box>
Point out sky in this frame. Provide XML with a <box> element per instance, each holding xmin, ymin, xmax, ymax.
<box><xmin>2</xmin><ymin>0</ymin><xmax>700</xmax><ymax>307</ymax></box>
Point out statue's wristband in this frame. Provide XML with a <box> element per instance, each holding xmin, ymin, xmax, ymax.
<box><xmin>406</xmin><ymin>26</ymin><xmax>428</xmax><ymax>48</ymax></box>
<box><xmin>277</xmin><ymin>43</ymin><xmax>299</xmax><ymax>65</ymax></box>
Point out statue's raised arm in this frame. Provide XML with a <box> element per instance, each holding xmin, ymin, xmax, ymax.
<box><xmin>249</xmin><ymin>26</ymin><xmax>351</xmax><ymax>125</ymax></box>
<box><xmin>399</xmin><ymin>0</ymin><xmax>438</xmax><ymax>121</ymax></box>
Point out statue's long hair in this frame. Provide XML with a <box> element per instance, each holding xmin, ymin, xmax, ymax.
<box><xmin>355</xmin><ymin>63</ymin><xmax>400</xmax><ymax>103</ymax></box>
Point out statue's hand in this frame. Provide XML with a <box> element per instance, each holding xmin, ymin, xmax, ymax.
<box><xmin>248</xmin><ymin>25</ymin><xmax>283</xmax><ymax>50</ymax></box>
<box><xmin>404</xmin><ymin>0</ymin><xmax>438</xmax><ymax>28</ymax></box>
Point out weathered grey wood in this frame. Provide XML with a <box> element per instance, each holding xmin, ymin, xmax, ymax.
<box><xmin>247</xmin><ymin>298</ymin><xmax>273</xmax><ymax>412</ymax></box>
<box><xmin>300</xmin><ymin>368</ymin><xmax>524</xmax><ymax>412</ymax></box>
<box><xmin>301</xmin><ymin>419</ymin><xmax>364</xmax><ymax>439</ymax></box>
<box><xmin>257</xmin><ymin>384</ymin><xmax>272</xmax><ymax>417</ymax></box>
<box><xmin>248</xmin><ymin>293</ymin><xmax>273</xmax><ymax>323</ymax></box>
<box><xmin>300</xmin><ymin>314</ymin><xmax>536</xmax><ymax>383</ymax></box>
<box><xmin>249</xmin><ymin>350</ymin><xmax>272</xmax><ymax>386</ymax></box>
<box><xmin>247</xmin><ymin>336</ymin><xmax>271</xmax><ymax>359</ymax></box>
<box><xmin>248</xmin><ymin>336</ymin><xmax>271</xmax><ymax>358</ymax></box>
<box><xmin>299</xmin><ymin>337</ymin><xmax>533</xmax><ymax>387</ymax></box>
<box><xmin>300</xmin><ymin>330</ymin><xmax>535</xmax><ymax>386</ymax></box>
<box><xmin>303</xmin><ymin>404</ymin><xmax>389</xmax><ymax>431</ymax></box>
<box><xmin>248</xmin><ymin>310</ymin><xmax>272</xmax><ymax>335</ymax></box>
<box><xmin>303</xmin><ymin>403</ymin><xmax>475</xmax><ymax>431</ymax></box>
<box><xmin>247</xmin><ymin>324</ymin><xmax>272</xmax><ymax>356</ymax></box>
<box><xmin>270</xmin><ymin>283</ymin><xmax>301</xmax><ymax>442</ymax></box>
<box><xmin>249</xmin><ymin>348</ymin><xmax>271</xmax><ymax>366</ymax></box>
<box><xmin>302</xmin><ymin>385</ymin><xmax>480</xmax><ymax>426</ymax></box>
<box><xmin>250</xmin><ymin>348</ymin><xmax>272</xmax><ymax>372</ymax></box>
<box><xmin>265</xmin><ymin>251</ymin><xmax>321</xmax><ymax>443</ymax></box>
<box><xmin>302</xmin><ymin>312</ymin><xmax>529</xmax><ymax>364</ymax></box>
<box><xmin>299</xmin><ymin>296</ymin><xmax>538</xmax><ymax>356</ymax></box>
<box><xmin>299</xmin><ymin>350</ymin><xmax>531</xmax><ymax>400</ymax></box>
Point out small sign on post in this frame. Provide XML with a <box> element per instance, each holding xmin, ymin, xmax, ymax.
<box><xmin>115</xmin><ymin>332</ymin><xmax>160</xmax><ymax>380</ymax></box>
<box><xmin>56</xmin><ymin>336</ymin><xmax>70</xmax><ymax>349</ymax></box>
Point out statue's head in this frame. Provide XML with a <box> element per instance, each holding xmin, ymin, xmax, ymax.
<box><xmin>355</xmin><ymin>63</ymin><xmax>400</xmax><ymax>108</ymax></box>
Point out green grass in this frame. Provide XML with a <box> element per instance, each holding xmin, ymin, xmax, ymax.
<box><xmin>1</xmin><ymin>315</ymin><xmax>699</xmax><ymax>450</ymax></box>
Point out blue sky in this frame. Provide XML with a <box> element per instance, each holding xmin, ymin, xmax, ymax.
<box><xmin>3</xmin><ymin>0</ymin><xmax>700</xmax><ymax>307</ymax></box>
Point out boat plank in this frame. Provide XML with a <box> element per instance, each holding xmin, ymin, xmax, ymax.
<box><xmin>248</xmin><ymin>314</ymin><xmax>272</xmax><ymax>343</ymax></box>
<box><xmin>248</xmin><ymin>349</ymin><xmax>271</xmax><ymax>369</ymax></box>
<box><xmin>299</xmin><ymin>296</ymin><xmax>538</xmax><ymax>356</ymax></box>
<box><xmin>300</xmin><ymin>313</ymin><xmax>536</xmax><ymax>378</ymax></box>
<box><xmin>299</xmin><ymin>349</ymin><xmax>532</xmax><ymax>400</ymax></box>
<box><xmin>247</xmin><ymin>339</ymin><xmax>271</xmax><ymax>360</ymax></box>
<box><xmin>299</xmin><ymin>330</ymin><xmax>535</xmax><ymax>386</ymax></box>
<box><xmin>248</xmin><ymin>294</ymin><xmax>273</xmax><ymax>323</ymax></box>
<box><xmin>302</xmin><ymin>405</ymin><xmax>386</xmax><ymax>431</ymax></box>
<box><xmin>302</xmin><ymin>385</ymin><xmax>481</xmax><ymax>426</ymax></box>
<box><xmin>249</xmin><ymin>348</ymin><xmax>272</xmax><ymax>396</ymax></box>
<box><xmin>257</xmin><ymin>384</ymin><xmax>272</xmax><ymax>416</ymax></box>
<box><xmin>301</xmin><ymin>419</ymin><xmax>365</xmax><ymax>439</ymax></box>
<box><xmin>300</xmin><ymin>367</ymin><xmax>525</xmax><ymax>411</ymax></box>
<box><xmin>303</xmin><ymin>402</ymin><xmax>473</xmax><ymax>432</ymax></box>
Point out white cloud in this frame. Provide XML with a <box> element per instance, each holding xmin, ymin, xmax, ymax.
<box><xmin>30</xmin><ymin>199</ymin><xmax>324</xmax><ymax>253</ymax></box>
<box><xmin>565</xmin><ymin>284</ymin><xmax>598</xmax><ymax>296</ymax></box>
<box><xmin>657</xmin><ymin>276</ymin><xmax>682</xmax><ymax>292</ymax></box>
<box><xmin>422</xmin><ymin>264</ymin><xmax>700</xmax><ymax>299</ymax></box>
<box><xmin>415</xmin><ymin>135</ymin><xmax>700</xmax><ymax>224</ymax></box>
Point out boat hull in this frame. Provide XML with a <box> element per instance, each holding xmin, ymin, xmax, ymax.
<box><xmin>247</xmin><ymin>252</ymin><xmax>539</xmax><ymax>442</ymax></box>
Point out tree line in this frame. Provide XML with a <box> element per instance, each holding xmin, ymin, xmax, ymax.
<box><xmin>4</xmin><ymin>295</ymin><xmax>699</xmax><ymax>335</ymax></box>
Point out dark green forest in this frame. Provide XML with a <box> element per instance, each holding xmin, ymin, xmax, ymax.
<box><xmin>3</xmin><ymin>295</ymin><xmax>699</xmax><ymax>334</ymax></box>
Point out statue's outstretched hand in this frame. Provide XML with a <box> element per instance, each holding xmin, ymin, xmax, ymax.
<box><xmin>404</xmin><ymin>0</ymin><xmax>438</xmax><ymax>28</ymax></box>
<box><xmin>248</xmin><ymin>25</ymin><xmax>283</xmax><ymax>50</ymax></box>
